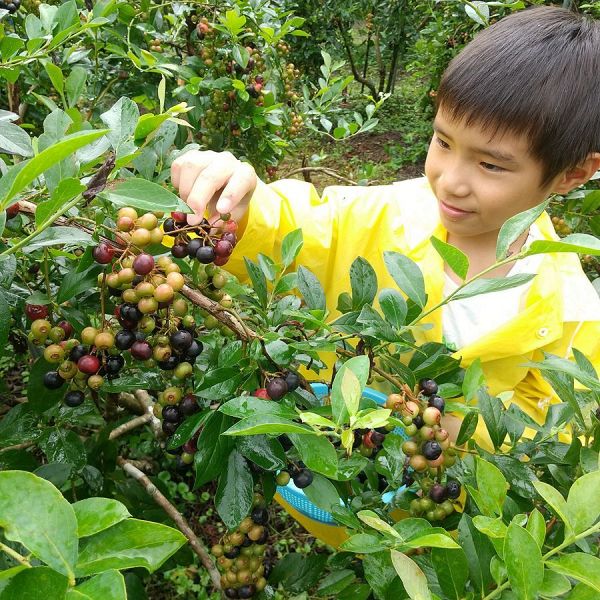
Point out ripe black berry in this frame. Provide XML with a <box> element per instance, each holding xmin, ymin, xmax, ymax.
<box><xmin>162</xmin><ymin>405</ymin><xmax>181</xmax><ymax>423</ymax></box>
<box><xmin>428</xmin><ymin>395</ymin><xmax>445</xmax><ymax>414</ymax></box>
<box><xmin>179</xmin><ymin>394</ymin><xmax>199</xmax><ymax>416</ymax></box>
<box><xmin>251</xmin><ymin>507</ymin><xmax>268</xmax><ymax>525</ymax></box>
<box><xmin>69</xmin><ymin>345</ymin><xmax>88</xmax><ymax>363</ymax></box>
<box><xmin>106</xmin><ymin>355</ymin><xmax>125</xmax><ymax>374</ymax></box>
<box><xmin>266</xmin><ymin>377</ymin><xmax>288</xmax><ymax>400</ymax></box>
<box><xmin>413</xmin><ymin>415</ymin><xmax>424</xmax><ymax>429</ymax></box>
<box><xmin>186</xmin><ymin>238</ymin><xmax>203</xmax><ymax>256</ymax></box>
<box><xmin>172</xmin><ymin>244</ymin><xmax>188</xmax><ymax>258</ymax></box>
<box><xmin>401</xmin><ymin>471</ymin><xmax>415</xmax><ymax>486</ymax></box>
<box><xmin>370</xmin><ymin>431</ymin><xmax>386</xmax><ymax>446</ymax></box>
<box><xmin>115</xmin><ymin>330</ymin><xmax>136</xmax><ymax>350</ymax></box>
<box><xmin>162</xmin><ymin>420</ymin><xmax>178</xmax><ymax>435</ymax></box>
<box><xmin>284</xmin><ymin>371</ymin><xmax>300</xmax><ymax>392</ymax></box>
<box><xmin>158</xmin><ymin>356</ymin><xmax>180</xmax><ymax>370</ymax></box>
<box><xmin>224</xmin><ymin>546</ymin><xmax>240</xmax><ymax>559</ymax></box>
<box><xmin>170</xmin><ymin>330</ymin><xmax>193</xmax><ymax>353</ymax></box>
<box><xmin>224</xmin><ymin>589</ymin><xmax>238</xmax><ymax>599</ymax></box>
<box><xmin>445</xmin><ymin>480</ymin><xmax>461</xmax><ymax>499</ymax></box>
<box><xmin>429</xmin><ymin>483</ymin><xmax>448</xmax><ymax>503</ymax></box>
<box><xmin>64</xmin><ymin>390</ymin><xmax>85</xmax><ymax>407</ymax></box>
<box><xmin>183</xmin><ymin>340</ymin><xmax>203</xmax><ymax>361</ymax></box>
<box><xmin>131</xmin><ymin>340</ymin><xmax>153</xmax><ymax>361</ymax></box>
<box><xmin>121</xmin><ymin>304</ymin><xmax>143</xmax><ymax>323</ymax></box>
<box><xmin>196</xmin><ymin>246</ymin><xmax>215</xmax><ymax>264</ymax></box>
<box><xmin>163</xmin><ymin>218</ymin><xmax>177</xmax><ymax>234</ymax></box>
<box><xmin>419</xmin><ymin>378</ymin><xmax>438</xmax><ymax>396</ymax></box>
<box><xmin>422</xmin><ymin>441</ymin><xmax>442</xmax><ymax>461</ymax></box>
<box><xmin>293</xmin><ymin>468</ymin><xmax>313</xmax><ymax>489</ymax></box>
<box><xmin>43</xmin><ymin>371</ymin><xmax>65</xmax><ymax>390</ymax></box>
<box><xmin>238</xmin><ymin>585</ymin><xmax>255</xmax><ymax>599</ymax></box>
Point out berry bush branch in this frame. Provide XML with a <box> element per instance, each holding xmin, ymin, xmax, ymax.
<box><xmin>109</xmin><ymin>413</ymin><xmax>153</xmax><ymax>440</ymax></box>
<box><xmin>116</xmin><ymin>456</ymin><xmax>222</xmax><ymax>593</ymax></box>
<box><xmin>0</xmin><ymin>542</ymin><xmax>31</xmax><ymax>568</ymax></box>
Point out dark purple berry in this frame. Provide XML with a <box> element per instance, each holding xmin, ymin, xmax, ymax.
<box><xmin>196</xmin><ymin>246</ymin><xmax>215</xmax><ymax>264</ymax></box>
<box><xmin>64</xmin><ymin>390</ymin><xmax>85</xmax><ymax>407</ymax></box>
<box><xmin>106</xmin><ymin>355</ymin><xmax>125</xmax><ymax>374</ymax></box>
<box><xmin>266</xmin><ymin>377</ymin><xmax>288</xmax><ymax>401</ymax></box>
<box><xmin>370</xmin><ymin>431</ymin><xmax>386</xmax><ymax>446</ymax></box>
<box><xmin>186</xmin><ymin>238</ymin><xmax>203</xmax><ymax>256</ymax></box>
<box><xmin>428</xmin><ymin>395</ymin><xmax>445</xmax><ymax>414</ymax></box>
<box><xmin>163</xmin><ymin>218</ymin><xmax>177</xmax><ymax>234</ymax></box>
<box><xmin>251</xmin><ymin>507</ymin><xmax>268</xmax><ymax>525</ymax></box>
<box><xmin>238</xmin><ymin>585</ymin><xmax>255</xmax><ymax>599</ymax></box>
<box><xmin>43</xmin><ymin>371</ymin><xmax>65</xmax><ymax>390</ymax></box>
<box><xmin>401</xmin><ymin>471</ymin><xmax>414</xmax><ymax>486</ymax></box>
<box><xmin>413</xmin><ymin>415</ymin><xmax>424</xmax><ymax>429</ymax></box>
<box><xmin>284</xmin><ymin>371</ymin><xmax>300</xmax><ymax>391</ymax></box>
<box><xmin>179</xmin><ymin>394</ymin><xmax>199</xmax><ymax>416</ymax></box>
<box><xmin>293</xmin><ymin>468</ymin><xmax>313</xmax><ymax>489</ymax></box>
<box><xmin>121</xmin><ymin>303</ymin><xmax>143</xmax><ymax>323</ymax></box>
<box><xmin>183</xmin><ymin>340</ymin><xmax>203</xmax><ymax>361</ymax></box>
<box><xmin>419</xmin><ymin>378</ymin><xmax>438</xmax><ymax>396</ymax></box>
<box><xmin>422</xmin><ymin>441</ymin><xmax>442</xmax><ymax>461</ymax></box>
<box><xmin>170</xmin><ymin>330</ymin><xmax>193</xmax><ymax>353</ymax></box>
<box><xmin>158</xmin><ymin>356</ymin><xmax>180</xmax><ymax>370</ymax></box>
<box><xmin>162</xmin><ymin>405</ymin><xmax>181</xmax><ymax>423</ymax></box>
<box><xmin>162</xmin><ymin>420</ymin><xmax>178</xmax><ymax>435</ymax></box>
<box><xmin>224</xmin><ymin>589</ymin><xmax>238</xmax><ymax>599</ymax></box>
<box><xmin>69</xmin><ymin>344</ymin><xmax>88</xmax><ymax>363</ymax></box>
<box><xmin>115</xmin><ymin>330</ymin><xmax>136</xmax><ymax>350</ymax></box>
<box><xmin>429</xmin><ymin>483</ymin><xmax>448</xmax><ymax>503</ymax></box>
<box><xmin>172</xmin><ymin>244</ymin><xmax>188</xmax><ymax>259</ymax></box>
<box><xmin>445</xmin><ymin>480</ymin><xmax>461</xmax><ymax>499</ymax></box>
<box><xmin>131</xmin><ymin>340</ymin><xmax>152</xmax><ymax>361</ymax></box>
<box><xmin>224</xmin><ymin>546</ymin><xmax>240</xmax><ymax>559</ymax></box>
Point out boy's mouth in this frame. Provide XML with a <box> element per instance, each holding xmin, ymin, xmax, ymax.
<box><xmin>439</xmin><ymin>200</ymin><xmax>475</xmax><ymax>218</ymax></box>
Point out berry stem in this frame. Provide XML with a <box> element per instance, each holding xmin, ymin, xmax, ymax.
<box><xmin>0</xmin><ymin>541</ymin><xmax>32</xmax><ymax>568</ymax></box>
<box><xmin>43</xmin><ymin>249</ymin><xmax>52</xmax><ymax>303</ymax></box>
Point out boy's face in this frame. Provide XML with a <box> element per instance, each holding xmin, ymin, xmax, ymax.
<box><xmin>425</xmin><ymin>107</ymin><xmax>558</xmax><ymax>241</ymax></box>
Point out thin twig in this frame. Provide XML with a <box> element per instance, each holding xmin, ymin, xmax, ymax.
<box><xmin>0</xmin><ymin>542</ymin><xmax>31</xmax><ymax>567</ymax></box>
<box><xmin>116</xmin><ymin>457</ymin><xmax>221</xmax><ymax>592</ymax></box>
<box><xmin>0</xmin><ymin>441</ymin><xmax>34</xmax><ymax>454</ymax></box>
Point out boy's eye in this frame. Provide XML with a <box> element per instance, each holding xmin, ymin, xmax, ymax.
<box><xmin>435</xmin><ymin>137</ymin><xmax>450</xmax><ymax>149</ymax></box>
<box><xmin>481</xmin><ymin>162</ymin><xmax>504</xmax><ymax>172</ymax></box>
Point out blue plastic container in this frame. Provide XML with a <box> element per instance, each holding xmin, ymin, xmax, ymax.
<box><xmin>276</xmin><ymin>383</ymin><xmax>409</xmax><ymax>524</ymax></box>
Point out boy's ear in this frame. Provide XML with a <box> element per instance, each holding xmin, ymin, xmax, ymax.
<box><xmin>552</xmin><ymin>152</ymin><xmax>600</xmax><ymax>195</ymax></box>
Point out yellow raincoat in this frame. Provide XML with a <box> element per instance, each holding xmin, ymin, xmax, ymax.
<box><xmin>223</xmin><ymin>176</ymin><xmax>600</xmax><ymax>545</ymax></box>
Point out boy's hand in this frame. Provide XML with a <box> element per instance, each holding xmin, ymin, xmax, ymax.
<box><xmin>171</xmin><ymin>150</ymin><xmax>258</xmax><ymax>226</ymax></box>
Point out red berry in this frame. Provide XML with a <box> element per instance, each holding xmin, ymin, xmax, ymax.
<box><xmin>224</xmin><ymin>220</ymin><xmax>238</xmax><ymax>233</ymax></box>
<box><xmin>254</xmin><ymin>388</ymin><xmax>270</xmax><ymax>399</ymax></box>
<box><xmin>133</xmin><ymin>253</ymin><xmax>155</xmax><ymax>275</ymax></box>
<box><xmin>131</xmin><ymin>340</ymin><xmax>153</xmax><ymax>361</ymax></box>
<box><xmin>221</xmin><ymin>232</ymin><xmax>237</xmax><ymax>247</ymax></box>
<box><xmin>6</xmin><ymin>202</ymin><xmax>20</xmax><ymax>219</ymax></box>
<box><xmin>57</xmin><ymin>321</ymin><xmax>74</xmax><ymax>339</ymax></box>
<box><xmin>171</xmin><ymin>211</ymin><xmax>187</xmax><ymax>223</ymax></box>
<box><xmin>214</xmin><ymin>240</ymin><xmax>233</xmax><ymax>257</ymax></box>
<box><xmin>25</xmin><ymin>304</ymin><xmax>49</xmax><ymax>321</ymax></box>
<box><xmin>93</xmin><ymin>242</ymin><xmax>115</xmax><ymax>264</ymax></box>
<box><xmin>213</xmin><ymin>256</ymin><xmax>229</xmax><ymax>266</ymax></box>
<box><xmin>77</xmin><ymin>354</ymin><xmax>100</xmax><ymax>375</ymax></box>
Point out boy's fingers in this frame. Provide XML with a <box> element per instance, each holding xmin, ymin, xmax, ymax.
<box><xmin>171</xmin><ymin>150</ymin><xmax>216</xmax><ymax>199</ymax></box>
<box><xmin>215</xmin><ymin>162</ymin><xmax>257</xmax><ymax>214</ymax></box>
<box><xmin>185</xmin><ymin>162</ymin><xmax>235</xmax><ymax>220</ymax></box>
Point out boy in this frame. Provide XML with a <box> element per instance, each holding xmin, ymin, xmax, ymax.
<box><xmin>170</xmin><ymin>6</ymin><xmax>600</xmax><ymax>443</ymax></box>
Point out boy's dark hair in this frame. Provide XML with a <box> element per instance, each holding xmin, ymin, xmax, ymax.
<box><xmin>435</xmin><ymin>6</ymin><xmax>600</xmax><ymax>189</ymax></box>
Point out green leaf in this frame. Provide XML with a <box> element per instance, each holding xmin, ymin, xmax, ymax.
<box><xmin>100</xmin><ymin>178</ymin><xmax>190</xmax><ymax>213</ymax></box>
<box><xmin>539</xmin><ymin>570</ymin><xmax>571</xmax><ymax>598</ymax></box>
<box><xmin>525</xmin><ymin>233</ymin><xmax>600</xmax><ymax>257</ymax></box>
<box><xmin>196</xmin><ymin>367</ymin><xmax>244</xmax><ymax>400</ymax></box>
<box><xmin>566</xmin><ymin>470</ymin><xmax>600</xmax><ymax>535</ymax></box>
<box><xmin>478</xmin><ymin>389</ymin><xmax>507</xmax><ymax>450</ymax></box>
<box><xmin>73</xmin><ymin>498</ymin><xmax>130</xmax><ymax>538</ymax></box>
<box><xmin>472</xmin><ymin>515</ymin><xmax>507</xmax><ymax>539</ymax></box>
<box><xmin>496</xmin><ymin>199</ymin><xmax>549</xmax><ymax>260</ymax></box>
<box><xmin>350</xmin><ymin>256</ymin><xmax>378</xmax><ymax>309</ymax></box>
<box><xmin>36</xmin><ymin>178</ymin><xmax>86</xmax><ymax>228</ymax></box>
<box><xmin>100</xmin><ymin>372</ymin><xmax>165</xmax><ymax>392</ymax></box>
<box><xmin>363</xmin><ymin>551</ymin><xmax>406</xmax><ymax>599</ymax></box>
<box><xmin>567</xmin><ymin>583</ymin><xmax>599</xmax><ymax>600</ymax></box>
<box><xmin>44</xmin><ymin>62</ymin><xmax>64</xmax><ymax>95</ymax></box>
<box><xmin>215</xmin><ymin>450</ymin><xmax>254</xmax><ymax>529</ymax></box>
<box><xmin>75</xmin><ymin>518</ymin><xmax>186</xmax><ymax>577</ymax></box>
<box><xmin>431</xmin><ymin>547</ymin><xmax>469</xmax><ymax>600</ymax></box>
<box><xmin>526</xmin><ymin>508</ymin><xmax>546</xmax><ymax>550</ymax></box>
<box><xmin>65</xmin><ymin>67</ymin><xmax>87</xmax><ymax>109</ymax></box>
<box><xmin>340</xmin><ymin>533</ymin><xmax>384</xmax><ymax>554</ymax></box>
<box><xmin>353</xmin><ymin>408</ymin><xmax>391</xmax><ymax>430</ymax></box>
<box><xmin>0</xmin><ymin>567</ymin><xmax>68</xmax><ymax>600</ymax></box>
<box><xmin>22</xmin><ymin>226</ymin><xmax>93</xmax><ymax>252</ymax></box>
<box><xmin>533</xmin><ymin>481</ymin><xmax>573</xmax><ymax>536</ymax></box>
<box><xmin>342</xmin><ymin>367</ymin><xmax>361</xmax><ymax>418</ymax></box>
<box><xmin>194</xmin><ymin>412</ymin><xmax>235</xmax><ymax>487</ymax></box>
<box><xmin>219</xmin><ymin>396</ymin><xmax>297</xmax><ymax>420</ymax></box>
<box><xmin>462</xmin><ymin>358</ymin><xmax>485</xmax><ymax>403</ymax></box>
<box><xmin>331</xmin><ymin>355</ymin><xmax>369</xmax><ymax>425</ymax></box>
<box><xmin>378</xmin><ymin>288</ymin><xmax>407</xmax><ymax>329</ymax></box>
<box><xmin>99</xmin><ymin>97</ymin><xmax>139</xmax><ymax>153</ymax></box>
<box><xmin>38</xmin><ymin>428</ymin><xmax>87</xmax><ymax>471</ymax></box>
<box><xmin>456</xmin><ymin>411</ymin><xmax>478</xmax><ymax>446</ymax></box>
<box><xmin>451</xmin><ymin>274</ymin><xmax>536</xmax><ymax>301</ymax></box>
<box><xmin>268</xmin><ymin>553</ymin><xmax>327</xmax><ymax>593</ymax></box>
<box><xmin>166</xmin><ymin>411</ymin><xmax>209</xmax><ymax>450</ymax></box>
<box><xmin>358</xmin><ymin>510</ymin><xmax>401</xmax><ymax>539</ymax></box>
<box><xmin>237</xmin><ymin>435</ymin><xmax>286</xmax><ymax>471</ymax></box>
<box><xmin>403</xmin><ymin>533</ymin><xmax>460</xmax><ymax>549</ymax></box>
<box><xmin>0</xmin><ymin>120</ymin><xmax>33</xmax><ymax>157</ymax></box>
<box><xmin>475</xmin><ymin>456</ymin><xmax>508</xmax><ymax>517</ymax></box>
<box><xmin>504</xmin><ymin>523</ymin><xmax>543</xmax><ymax>600</ymax></box>
<box><xmin>67</xmin><ymin>571</ymin><xmax>126</xmax><ymax>599</ymax></box>
<box><xmin>430</xmin><ymin>236</ymin><xmax>469</xmax><ymax>280</ymax></box>
<box><xmin>0</xmin><ymin>129</ymin><xmax>108</xmax><ymax>210</ymax></box>
<box><xmin>316</xmin><ymin>569</ymin><xmax>355</xmax><ymax>597</ymax></box>
<box><xmin>223</xmin><ymin>415</ymin><xmax>314</xmax><ymax>436</ymax></box>
<box><xmin>0</xmin><ymin>471</ymin><xmax>78</xmax><ymax>579</ymax></box>
<box><xmin>383</xmin><ymin>251</ymin><xmax>426</xmax><ymax>308</ymax></box>
<box><xmin>297</xmin><ymin>265</ymin><xmax>326</xmax><ymax>311</ymax></box>
<box><xmin>457</xmin><ymin>514</ymin><xmax>495</xmax><ymax>593</ymax></box>
<box><xmin>546</xmin><ymin>554</ymin><xmax>600</xmax><ymax>593</ymax></box>
<box><xmin>288</xmin><ymin>433</ymin><xmax>338</xmax><ymax>478</ymax></box>
<box><xmin>57</xmin><ymin>264</ymin><xmax>102</xmax><ymax>304</ymax></box>
<box><xmin>0</xmin><ymin>289</ymin><xmax>10</xmax><ymax>356</ymax></box>
<box><xmin>244</xmin><ymin>257</ymin><xmax>268</xmax><ymax>307</ymax></box>
<box><xmin>390</xmin><ymin>550</ymin><xmax>432</xmax><ymax>600</ymax></box>
<box><xmin>281</xmin><ymin>228</ymin><xmax>303</xmax><ymax>269</ymax></box>
<box><xmin>303</xmin><ymin>473</ymin><xmax>343</xmax><ymax>513</ymax></box>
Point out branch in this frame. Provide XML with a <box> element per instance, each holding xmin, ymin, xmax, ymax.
<box><xmin>133</xmin><ymin>390</ymin><xmax>162</xmax><ymax>437</ymax></box>
<box><xmin>109</xmin><ymin>413</ymin><xmax>153</xmax><ymax>440</ymax></box>
<box><xmin>0</xmin><ymin>542</ymin><xmax>31</xmax><ymax>567</ymax></box>
<box><xmin>116</xmin><ymin>457</ymin><xmax>221</xmax><ymax>592</ymax></box>
<box><xmin>336</xmin><ymin>23</ymin><xmax>379</xmax><ymax>98</ymax></box>
<box><xmin>0</xmin><ymin>441</ymin><xmax>34</xmax><ymax>454</ymax></box>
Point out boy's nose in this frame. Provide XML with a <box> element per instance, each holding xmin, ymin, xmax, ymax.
<box><xmin>438</xmin><ymin>166</ymin><xmax>470</xmax><ymax>199</ymax></box>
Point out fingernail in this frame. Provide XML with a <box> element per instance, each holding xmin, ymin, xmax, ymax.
<box><xmin>216</xmin><ymin>198</ymin><xmax>231</xmax><ymax>214</ymax></box>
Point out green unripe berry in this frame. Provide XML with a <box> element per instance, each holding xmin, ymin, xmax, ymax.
<box><xmin>87</xmin><ymin>374</ymin><xmax>104</xmax><ymax>390</ymax></box>
<box><xmin>31</xmin><ymin>319</ymin><xmax>52</xmax><ymax>339</ymax></box>
<box><xmin>275</xmin><ymin>471</ymin><xmax>290</xmax><ymax>486</ymax></box>
<box><xmin>212</xmin><ymin>273</ymin><xmax>227</xmax><ymax>289</ymax></box>
<box><xmin>81</xmin><ymin>327</ymin><xmax>98</xmax><ymax>345</ymax></box>
<box><xmin>174</xmin><ymin>362</ymin><xmax>193</xmax><ymax>379</ymax></box>
<box><xmin>204</xmin><ymin>315</ymin><xmax>219</xmax><ymax>329</ymax></box>
<box><xmin>49</xmin><ymin>326</ymin><xmax>66</xmax><ymax>343</ymax></box>
<box><xmin>180</xmin><ymin>452</ymin><xmax>194</xmax><ymax>464</ymax></box>
<box><xmin>44</xmin><ymin>344</ymin><xmax>65</xmax><ymax>364</ymax></box>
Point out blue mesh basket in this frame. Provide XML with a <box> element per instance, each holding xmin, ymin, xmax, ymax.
<box><xmin>276</xmin><ymin>383</ymin><xmax>409</xmax><ymax>525</ymax></box>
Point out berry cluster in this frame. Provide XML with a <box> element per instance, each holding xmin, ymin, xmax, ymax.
<box><xmin>0</xmin><ymin>0</ymin><xmax>20</xmax><ymax>13</ymax></box>
<box><xmin>211</xmin><ymin>504</ymin><xmax>269</xmax><ymax>598</ymax></box>
<box><xmin>274</xmin><ymin>466</ymin><xmax>313</xmax><ymax>489</ymax></box>
<box><xmin>385</xmin><ymin>378</ymin><xmax>462</xmax><ymax>522</ymax></box>
<box><xmin>253</xmin><ymin>371</ymin><xmax>300</xmax><ymax>402</ymax></box>
<box><xmin>165</xmin><ymin>211</ymin><xmax>238</xmax><ymax>268</ymax></box>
